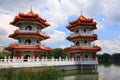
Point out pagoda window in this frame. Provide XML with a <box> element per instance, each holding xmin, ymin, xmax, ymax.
<box><xmin>25</xmin><ymin>26</ymin><xmax>32</xmax><ymax>31</ymax></box>
<box><xmin>84</xmin><ymin>41</ymin><xmax>87</xmax><ymax>44</ymax></box>
<box><xmin>19</xmin><ymin>40</ymin><xmax>21</xmax><ymax>44</ymax></box>
<box><xmin>76</xmin><ymin>41</ymin><xmax>79</xmax><ymax>46</ymax></box>
<box><xmin>76</xmin><ymin>30</ymin><xmax>79</xmax><ymax>34</ymax></box>
<box><xmin>37</xmin><ymin>27</ymin><xmax>39</xmax><ymax>30</ymax></box>
<box><xmin>84</xmin><ymin>29</ymin><xmax>86</xmax><ymax>33</ymax></box>
<box><xmin>25</xmin><ymin>39</ymin><xmax>32</xmax><ymax>45</ymax></box>
<box><xmin>90</xmin><ymin>28</ymin><xmax>92</xmax><ymax>31</ymax></box>
<box><xmin>37</xmin><ymin>40</ymin><xmax>39</xmax><ymax>44</ymax></box>
<box><xmin>85</xmin><ymin>55</ymin><xmax>88</xmax><ymax>58</ymax></box>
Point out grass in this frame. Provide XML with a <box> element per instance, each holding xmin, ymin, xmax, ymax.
<box><xmin>0</xmin><ymin>67</ymin><xmax>98</xmax><ymax>80</ymax></box>
<box><xmin>0</xmin><ymin>67</ymin><xmax>61</xmax><ymax>80</ymax></box>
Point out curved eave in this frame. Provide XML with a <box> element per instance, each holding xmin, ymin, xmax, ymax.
<box><xmin>67</xmin><ymin>34</ymin><xmax>98</xmax><ymax>41</ymax></box>
<box><xmin>9</xmin><ymin>30</ymin><xmax>50</xmax><ymax>40</ymax></box>
<box><xmin>64</xmin><ymin>46</ymin><xmax>101</xmax><ymax>52</ymax></box>
<box><xmin>67</xmin><ymin>22</ymin><xmax>97</xmax><ymax>30</ymax></box>
<box><xmin>7</xmin><ymin>44</ymin><xmax>52</xmax><ymax>51</ymax></box>
<box><xmin>69</xmin><ymin>19</ymin><xmax>93</xmax><ymax>25</ymax></box>
<box><xmin>10</xmin><ymin>17</ymin><xmax>50</xmax><ymax>28</ymax></box>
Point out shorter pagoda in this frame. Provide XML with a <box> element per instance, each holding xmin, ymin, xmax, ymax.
<box><xmin>64</xmin><ymin>13</ymin><xmax>101</xmax><ymax>61</ymax></box>
<box><xmin>6</xmin><ymin>8</ymin><xmax>52</xmax><ymax>59</ymax></box>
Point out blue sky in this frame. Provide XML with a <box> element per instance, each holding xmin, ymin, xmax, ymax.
<box><xmin>0</xmin><ymin>0</ymin><xmax>120</xmax><ymax>54</ymax></box>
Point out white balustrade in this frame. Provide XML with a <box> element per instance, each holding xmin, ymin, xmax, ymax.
<box><xmin>0</xmin><ymin>57</ymin><xmax>98</xmax><ymax>68</ymax></box>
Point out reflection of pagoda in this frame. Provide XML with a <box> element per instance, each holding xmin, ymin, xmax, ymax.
<box><xmin>64</xmin><ymin>13</ymin><xmax>101</xmax><ymax>61</ymax></box>
<box><xmin>7</xmin><ymin>8</ymin><xmax>51</xmax><ymax>59</ymax></box>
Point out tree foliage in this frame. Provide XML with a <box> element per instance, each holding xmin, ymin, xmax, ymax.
<box><xmin>0</xmin><ymin>52</ymin><xmax>11</xmax><ymax>59</ymax></box>
<box><xmin>51</xmin><ymin>48</ymin><xmax>69</xmax><ymax>58</ymax></box>
<box><xmin>97</xmin><ymin>53</ymin><xmax>120</xmax><ymax>62</ymax></box>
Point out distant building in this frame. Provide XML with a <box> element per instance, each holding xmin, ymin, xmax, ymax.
<box><xmin>0</xmin><ymin>46</ymin><xmax>5</xmax><ymax>53</ymax></box>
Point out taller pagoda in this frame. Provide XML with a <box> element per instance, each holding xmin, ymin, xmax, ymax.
<box><xmin>7</xmin><ymin>8</ymin><xmax>51</xmax><ymax>59</ymax></box>
<box><xmin>64</xmin><ymin>13</ymin><xmax>101</xmax><ymax>61</ymax></box>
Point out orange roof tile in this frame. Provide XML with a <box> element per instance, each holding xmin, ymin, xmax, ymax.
<box><xmin>64</xmin><ymin>46</ymin><xmax>101</xmax><ymax>52</ymax></box>
<box><xmin>10</xmin><ymin>9</ymin><xmax>50</xmax><ymax>28</ymax></box>
<box><xmin>67</xmin><ymin>14</ymin><xmax>97</xmax><ymax>30</ymax></box>
<box><xmin>6</xmin><ymin>43</ymin><xmax>52</xmax><ymax>51</ymax></box>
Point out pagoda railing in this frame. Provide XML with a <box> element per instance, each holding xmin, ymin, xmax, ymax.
<box><xmin>0</xmin><ymin>56</ymin><xmax>98</xmax><ymax>68</ymax></box>
<box><xmin>70</xmin><ymin>33</ymin><xmax>93</xmax><ymax>37</ymax></box>
<box><xmin>17</xmin><ymin>30</ymin><xmax>47</xmax><ymax>35</ymax></box>
<box><xmin>71</xmin><ymin>45</ymin><xmax>94</xmax><ymax>48</ymax></box>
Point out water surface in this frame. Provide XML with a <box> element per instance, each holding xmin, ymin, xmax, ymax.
<box><xmin>58</xmin><ymin>64</ymin><xmax>120</xmax><ymax>80</ymax></box>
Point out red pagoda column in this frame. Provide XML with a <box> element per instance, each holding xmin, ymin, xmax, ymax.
<box><xmin>80</xmin><ymin>52</ymin><xmax>82</xmax><ymax>58</ymax></box>
<box><xmin>93</xmin><ymin>52</ymin><xmax>96</xmax><ymax>60</ymax></box>
<box><xmin>34</xmin><ymin>51</ymin><xmax>38</xmax><ymax>59</ymax></box>
<box><xmin>70</xmin><ymin>52</ymin><xmax>72</xmax><ymax>59</ymax></box>
<box><xmin>44</xmin><ymin>52</ymin><xmax>46</xmax><ymax>59</ymax></box>
<box><xmin>15</xmin><ymin>51</ymin><xmax>19</xmax><ymax>59</ymax></box>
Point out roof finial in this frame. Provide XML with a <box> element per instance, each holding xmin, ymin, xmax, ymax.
<box><xmin>30</xmin><ymin>4</ymin><xmax>32</xmax><ymax>12</ymax></box>
<box><xmin>81</xmin><ymin>10</ymin><xmax>82</xmax><ymax>15</ymax></box>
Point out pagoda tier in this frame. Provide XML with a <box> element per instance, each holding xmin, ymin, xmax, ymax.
<box><xmin>6</xmin><ymin>8</ymin><xmax>52</xmax><ymax>59</ymax></box>
<box><xmin>67</xmin><ymin>33</ymin><xmax>98</xmax><ymax>41</ymax></box>
<box><xmin>64</xmin><ymin>46</ymin><xmax>101</xmax><ymax>52</ymax></box>
<box><xmin>67</xmin><ymin>15</ymin><xmax>97</xmax><ymax>30</ymax></box>
<box><xmin>9</xmin><ymin>30</ymin><xmax>50</xmax><ymax>40</ymax></box>
<box><xmin>64</xmin><ymin>13</ymin><xmax>101</xmax><ymax>62</ymax></box>
<box><xmin>10</xmin><ymin>10</ymin><xmax>50</xmax><ymax>28</ymax></box>
<box><xmin>6</xmin><ymin>43</ymin><xmax>51</xmax><ymax>51</ymax></box>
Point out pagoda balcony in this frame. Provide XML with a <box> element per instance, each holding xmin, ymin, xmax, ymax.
<box><xmin>7</xmin><ymin>43</ymin><xmax>52</xmax><ymax>51</ymax></box>
<box><xmin>71</xmin><ymin>45</ymin><xmax>94</xmax><ymax>48</ymax></box>
<box><xmin>67</xmin><ymin>33</ymin><xmax>98</xmax><ymax>41</ymax></box>
<box><xmin>9</xmin><ymin>30</ymin><xmax>50</xmax><ymax>39</ymax></box>
<box><xmin>18</xmin><ymin>30</ymin><xmax>47</xmax><ymax>35</ymax></box>
<box><xmin>64</xmin><ymin>45</ymin><xmax>101</xmax><ymax>52</ymax></box>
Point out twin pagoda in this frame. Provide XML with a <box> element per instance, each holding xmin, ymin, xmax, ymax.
<box><xmin>7</xmin><ymin>9</ymin><xmax>101</xmax><ymax>61</ymax></box>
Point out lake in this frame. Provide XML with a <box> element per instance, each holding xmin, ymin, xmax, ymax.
<box><xmin>58</xmin><ymin>64</ymin><xmax>120</xmax><ymax>80</ymax></box>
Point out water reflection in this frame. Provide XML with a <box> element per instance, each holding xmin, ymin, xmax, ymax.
<box><xmin>98</xmin><ymin>64</ymin><xmax>120</xmax><ymax>80</ymax></box>
<box><xmin>58</xmin><ymin>64</ymin><xmax>120</xmax><ymax>80</ymax></box>
<box><xmin>58</xmin><ymin>70</ymin><xmax>98</xmax><ymax>80</ymax></box>
<box><xmin>58</xmin><ymin>74</ymin><xmax>98</xmax><ymax>80</ymax></box>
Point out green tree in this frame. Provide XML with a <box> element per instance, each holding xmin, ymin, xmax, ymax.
<box><xmin>101</xmin><ymin>53</ymin><xmax>111</xmax><ymax>62</ymax></box>
<box><xmin>97</xmin><ymin>54</ymin><xmax>102</xmax><ymax>61</ymax></box>
<box><xmin>111</xmin><ymin>53</ymin><xmax>120</xmax><ymax>62</ymax></box>
<box><xmin>51</xmin><ymin>48</ymin><xmax>68</xmax><ymax>58</ymax></box>
<box><xmin>0</xmin><ymin>52</ymin><xmax>11</xmax><ymax>59</ymax></box>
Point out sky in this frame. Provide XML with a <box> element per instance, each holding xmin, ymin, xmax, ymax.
<box><xmin>0</xmin><ymin>0</ymin><xmax>120</xmax><ymax>54</ymax></box>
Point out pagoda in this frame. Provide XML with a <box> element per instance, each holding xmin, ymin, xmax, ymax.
<box><xmin>7</xmin><ymin>8</ymin><xmax>52</xmax><ymax>59</ymax></box>
<box><xmin>64</xmin><ymin>13</ymin><xmax>101</xmax><ymax>61</ymax></box>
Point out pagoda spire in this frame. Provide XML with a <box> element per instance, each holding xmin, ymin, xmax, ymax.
<box><xmin>81</xmin><ymin>10</ymin><xmax>82</xmax><ymax>15</ymax></box>
<box><xmin>30</xmin><ymin>4</ymin><xmax>32</xmax><ymax>12</ymax></box>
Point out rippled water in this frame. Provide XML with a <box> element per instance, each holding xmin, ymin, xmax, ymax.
<box><xmin>58</xmin><ymin>64</ymin><xmax>120</xmax><ymax>80</ymax></box>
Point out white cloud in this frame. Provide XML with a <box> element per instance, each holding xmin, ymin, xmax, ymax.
<box><xmin>103</xmin><ymin>0</ymin><xmax>120</xmax><ymax>24</ymax></box>
<box><xmin>42</xmin><ymin>30</ymin><xmax>66</xmax><ymax>44</ymax></box>
<box><xmin>100</xmin><ymin>36</ymin><xmax>120</xmax><ymax>54</ymax></box>
<box><xmin>0</xmin><ymin>12</ymin><xmax>17</xmax><ymax>46</ymax></box>
<box><xmin>59</xmin><ymin>44</ymin><xmax>71</xmax><ymax>49</ymax></box>
<box><xmin>0</xmin><ymin>13</ymin><xmax>17</xmax><ymax>36</ymax></box>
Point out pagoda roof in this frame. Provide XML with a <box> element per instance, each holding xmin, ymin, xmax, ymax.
<box><xmin>6</xmin><ymin>43</ymin><xmax>52</xmax><ymax>51</ymax></box>
<box><xmin>67</xmin><ymin>34</ymin><xmax>98</xmax><ymax>41</ymax></box>
<box><xmin>64</xmin><ymin>46</ymin><xmax>101</xmax><ymax>52</ymax></box>
<box><xmin>10</xmin><ymin>9</ymin><xmax>50</xmax><ymax>28</ymax></box>
<box><xmin>9</xmin><ymin>30</ymin><xmax>50</xmax><ymax>40</ymax></box>
<box><xmin>67</xmin><ymin>14</ymin><xmax>97</xmax><ymax>30</ymax></box>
